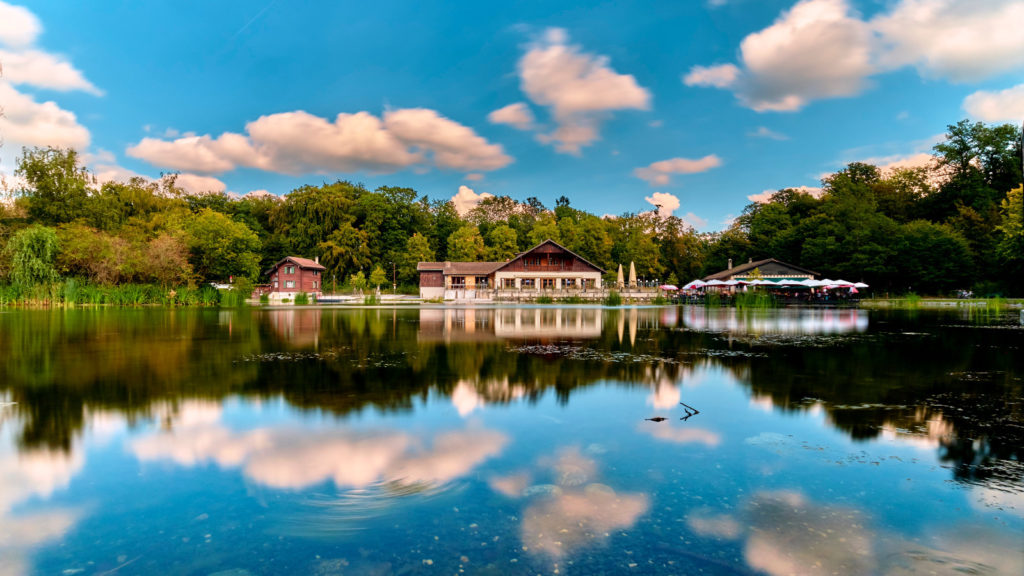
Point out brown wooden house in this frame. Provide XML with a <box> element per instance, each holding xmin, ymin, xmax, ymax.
<box><xmin>261</xmin><ymin>256</ymin><xmax>327</xmax><ymax>300</ymax></box>
<box><xmin>703</xmin><ymin>258</ymin><xmax>818</xmax><ymax>282</ymax></box>
<box><xmin>418</xmin><ymin>240</ymin><xmax>605</xmax><ymax>299</ymax></box>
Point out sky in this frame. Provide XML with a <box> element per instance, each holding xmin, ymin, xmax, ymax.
<box><xmin>1</xmin><ymin>0</ymin><xmax>1023</xmax><ymax>231</ymax></box>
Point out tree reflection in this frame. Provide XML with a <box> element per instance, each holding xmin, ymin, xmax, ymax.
<box><xmin>0</xmin><ymin>306</ymin><xmax>1020</xmax><ymax>491</ymax></box>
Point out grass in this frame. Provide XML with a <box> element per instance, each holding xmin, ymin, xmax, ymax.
<box><xmin>293</xmin><ymin>292</ymin><xmax>310</xmax><ymax>305</ymax></box>
<box><xmin>535</xmin><ymin>295</ymin><xmax>554</xmax><ymax>304</ymax></box>
<box><xmin>560</xmin><ymin>295</ymin><xmax>586</xmax><ymax>304</ymax></box>
<box><xmin>651</xmin><ymin>295</ymin><xmax>669</xmax><ymax>305</ymax></box>
<box><xmin>363</xmin><ymin>294</ymin><xmax>380</xmax><ymax>305</ymax></box>
<box><xmin>734</xmin><ymin>291</ymin><xmax>777</xmax><ymax>309</ymax></box>
<box><xmin>259</xmin><ymin>293</ymin><xmax>270</xmax><ymax>304</ymax></box>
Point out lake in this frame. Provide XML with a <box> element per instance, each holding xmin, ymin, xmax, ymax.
<box><xmin>1</xmin><ymin>306</ymin><xmax>1021</xmax><ymax>575</ymax></box>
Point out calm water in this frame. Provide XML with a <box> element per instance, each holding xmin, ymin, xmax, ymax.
<box><xmin>1</xmin><ymin>306</ymin><xmax>1021</xmax><ymax>575</ymax></box>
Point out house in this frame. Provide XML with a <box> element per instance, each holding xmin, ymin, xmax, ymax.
<box><xmin>262</xmin><ymin>256</ymin><xmax>326</xmax><ymax>300</ymax></box>
<box><xmin>417</xmin><ymin>239</ymin><xmax>605</xmax><ymax>299</ymax></box>
<box><xmin>703</xmin><ymin>258</ymin><xmax>818</xmax><ymax>282</ymax></box>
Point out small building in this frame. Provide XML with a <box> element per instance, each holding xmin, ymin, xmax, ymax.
<box><xmin>703</xmin><ymin>258</ymin><xmax>818</xmax><ymax>282</ymax></box>
<box><xmin>262</xmin><ymin>256</ymin><xmax>326</xmax><ymax>300</ymax></box>
<box><xmin>418</xmin><ymin>239</ymin><xmax>605</xmax><ymax>300</ymax></box>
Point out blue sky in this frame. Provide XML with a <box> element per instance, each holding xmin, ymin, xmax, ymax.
<box><xmin>1</xmin><ymin>0</ymin><xmax>1022</xmax><ymax>231</ymax></box>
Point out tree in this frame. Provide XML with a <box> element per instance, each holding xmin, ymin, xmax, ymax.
<box><xmin>349</xmin><ymin>270</ymin><xmax>368</xmax><ymax>291</ymax></box>
<box><xmin>183</xmin><ymin>209</ymin><xmax>262</xmax><ymax>282</ymax></box>
<box><xmin>370</xmin><ymin>265</ymin><xmax>387</xmax><ymax>290</ymax></box>
<box><xmin>145</xmin><ymin>233</ymin><xmax>192</xmax><ymax>287</ymax></box>
<box><xmin>996</xmin><ymin>186</ymin><xmax>1024</xmax><ymax>289</ymax></box>
<box><xmin>528</xmin><ymin>212</ymin><xmax>560</xmax><ymax>245</ymax></box>
<box><xmin>400</xmin><ymin>233</ymin><xmax>435</xmax><ymax>285</ymax></box>
<box><xmin>487</xmin><ymin>225</ymin><xmax>519</xmax><ymax>261</ymax></box>
<box><xmin>317</xmin><ymin>222</ymin><xmax>370</xmax><ymax>281</ymax></box>
<box><xmin>15</xmin><ymin>147</ymin><xmax>91</xmax><ymax>225</ymax></box>
<box><xmin>430</xmin><ymin>200</ymin><xmax>461</xmax><ymax>261</ymax></box>
<box><xmin>4</xmin><ymin>225</ymin><xmax>60</xmax><ymax>287</ymax></box>
<box><xmin>895</xmin><ymin>221</ymin><xmax>972</xmax><ymax>294</ymax></box>
<box><xmin>448</xmin><ymin>225</ymin><xmax>487</xmax><ymax>261</ymax></box>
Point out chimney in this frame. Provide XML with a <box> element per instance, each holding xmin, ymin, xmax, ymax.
<box><xmin>315</xmin><ymin>256</ymin><xmax>319</xmax><ymax>264</ymax></box>
<box><xmin>728</xmin><ymin>258</ymin><xmax>733</xmax><ymax>269</ymax></box>
<box><xmin>748</xmin><ymin>257</ymin><xmax>752</xmax><ymax>264</ymax></box>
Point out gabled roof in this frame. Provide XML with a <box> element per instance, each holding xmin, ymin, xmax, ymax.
<box><xmin>703</xmin><ymin>258</ymin><xmax>818</xmax><ymax>281</ymax></box>
<box><xmin>499</xmin><ymin>239</ymin><xmax>606</xmax><ymax>274</ymax></box>
<box><xmin>417</xmin><ymin>261</ymin><xmax>505</xmax><ymax>275</ymax></box>
<box><xmin>265</xmin><ymin>256</ymin><xmax>326</xmax><ymax>276</ymax></box>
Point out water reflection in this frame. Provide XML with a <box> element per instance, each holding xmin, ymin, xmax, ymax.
<box><xmin>682</xmin><ymin>307</ymin><xmax>869</xmax><ymax>335</ymax></box>
<box><xmin>0</xmin><ymin>306</ymin><xmax>1021</xmax><ymax>574</ymax></box>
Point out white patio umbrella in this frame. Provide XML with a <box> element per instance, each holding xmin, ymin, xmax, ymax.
<box><xmin>628</xmin><ymin>261</ymin><xmax>637</xmax><ymax>288</ymax></box>
<box><xmin>854</xmin><ymin>282</ymin><xmax>869</xmax><ymax>288</ymax></box>
<box><xmin>705</xmin><ymin>279</ymin><xmax>727</xmax><ymax>286</ymax></box>
<box><xmin>683</xmin><ymin>279</ymin><xmax>706</xmax><ymax>290</ymax></box>
<box><xmin>616</xmin><ymin>264</ymin><xmax>624</xmax><ymax>288</ymax></box>
<box><xmin>832</xmin><ymin>279</ymin><xmax>855</xmax><ymax>287</ymax></box>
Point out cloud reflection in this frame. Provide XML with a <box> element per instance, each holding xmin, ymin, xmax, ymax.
<box><xmin>131</xmin><ymin>413</ymin><xmax>508</xmax><ymax>491</ymax></box>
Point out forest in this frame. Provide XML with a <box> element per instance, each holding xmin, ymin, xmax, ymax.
<box><xmin>0</xmin><ymin>118</ymin><xmax>1021</xmax><ymax>302</ymax></box>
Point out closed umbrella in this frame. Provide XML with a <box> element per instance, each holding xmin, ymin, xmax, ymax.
<box><xmin>628</xmin><ymin>261</ymin><xmax>637</xmax><ymax>288</ymax></box>
<box><xmin>616</xmin><ymin>264</ymin><xmax>624</xmax><ymax>288</ymax></box>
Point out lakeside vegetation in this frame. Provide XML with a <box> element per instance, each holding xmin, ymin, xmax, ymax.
<box><xmin>0</xmin><ymin>118</ymin><xmax>1021</xmax><ymax>306</ymax></box>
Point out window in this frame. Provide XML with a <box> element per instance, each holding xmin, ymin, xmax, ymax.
<box><xmin>564</xmin><ymin>278</ymin><xmax>577</xmax><ymax>289</ymax></box>
<box><xmin>285</xmin><ymin>280</ymin><xmax>295</xmax><ymax>288</ymax></box>
<box><xmin>521</xmin><ymin>278</ymin><xmax>535</xmax><ymax>288</ymax></box>
<box><xmin>451</xmin><ymin>276</ymin><xmax>466</xmax><ymax>288</ymax></box>
<box><xmin>541</xmin><ymin>278</ymin><xmax>554</xmax><ymax>289</ymax></box>
<box><xmin>286</xmin><ymin>266</ymin><xmax>295</xmax><ymax>274</ymax></box>
<box><xmin>313</xmin><ymin>281</ymin><xmax>318</xmax><ymax>289</ymax></box>
<box><xmin>273</xmin><ymin>281</ymin><xmax>278</xmax><ymax>288</ymax></box>
<box><xmin>585</xmin><ymin>279</ymin><xmax>596</xmax><ymax>289</ymax></box>
<box><xmin>476</xmin><ymin>276</ymin><xmax>489</xmax><ymax>288</ymax></box>
<box><xmin>503</xmin><ymin>278</ymin><xmax>515</xmax><ymax>289</ymax></box>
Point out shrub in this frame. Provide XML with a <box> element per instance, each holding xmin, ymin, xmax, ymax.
<box><xmin>294</xmin><ymin>292</ymin><xmax>310</xmax><ymax>305</ymax></box>
<box><xmin>603</xmin><ymin>291</ymin><xmax>622</xmax><ymax>306</ymax></box>
<box><xmin>259</xmin><ymin>293</ymin><xmax>270</xmax><ymax>304</ymax></box>
<box><xmin>535</xmin><ymin>295</ymin><xmax>554</xmax><ymax>304</ymax></box>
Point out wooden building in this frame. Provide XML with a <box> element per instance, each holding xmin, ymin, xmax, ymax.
<box><xmin>418</xmin><ymin>240</ymin><xmax>605</xmax><ymax>300</ymax></box>
<box><xmin>703</xmin><ymin>258</ymin><xmax>818</xmax><ymax>282</ymax></box>
<box><xmin>261</xmin><ymin>256</ymin><xmax>326</xmax><ymax>300</ymax></box>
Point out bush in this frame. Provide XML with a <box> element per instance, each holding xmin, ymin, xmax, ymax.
<box><xmin>363</xmin><ymin>294</ymin><xmax>380</xmax><ymax>305</ymax></box>
<box><xmin>293</xmin><ymin>292</ymin><xmax>310</xmax><ymax>305</ymax></box>
<box><xmin>603</xmin><ymin>291</ymin><xmax>622</xmax><ymax>306</ymax></box>
<box><xmin>652</xmin><ymin>295</ymin><xmax>668</xmax><ymax>305</ymax></box>
<box><xmin>535</xmin><ymin>295</ymin><xmax>554</xmax><ymax>304</ymax></box>
<box><xmin>259</xmin><ymin>293</ymin><xmax>270</xmax><ymax>304</ymax></box>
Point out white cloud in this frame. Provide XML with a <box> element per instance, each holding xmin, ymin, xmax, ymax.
<box><xmin>748</xmin><ymin>185</ymin><xmax>824</xmax><ymax>203</ymax></box>
<box><xmin>126</xmin><ymin>108</ymin><xmax>511</xmax><ymax>176</ymax></box>
<box><xmin>0</xmin><ymin>82</ymin><xmax>90</xmax><ymax>150</ymax></box>
<box><xmin>644</xmin><ymin>191</ymin><xmax>680</xmax><ymax>218</ymax></box>
<box><xmin>0</xmin><ymin>49</ymin><xmax>102</xmax><ymax>94</ymax></box>
<box><xmin>683</xmin><ymin>63</ymin><xmax>740</xmax><ymax>88</ymax></box>
<box><xmin>464</xmin><ymin>173</ymin><xmax>484</xmax><ymax>182</ymax></box>
<box><xmin>634</xmin><ymin>155</ymin><xmax>722</xmax><ymax>186</ymax></box>
<box><xmin>170</xmin><ymin>173</ymin><xmax>228</xmax><ymax>195</ymax></box>
<box><xmin>451</xmin><ymin>185</ymin><xmax>494</xmax><ymax>216</ymax></box>
<box><xmin>749</xmin><ymin>126</ymin><xmax>789</xmax><ymax>140</ymax></box>
<box><xmin>863</xmin><ymin>152</ymin><xmax>934</xmax><ymax>172</ymax></box>
<box><xmin>519</xmin><ymin>27</ymin><xmax>651</xmax><ymax>154</ymax></box>
<box><xmin>487</xmin><ymin>102</ymin><xmax>535</xmax><ymax>130</ymax></box>
<box><xmin>687</xmin><ymin>0</ymin><xmax>1024</xmax><ymax>111</ymax></box>
<box><xmin>384</xmin><ymin>108</ymin><xmax>513</xmax><ymax>171</ymax></box>
<box><xmin>682</xmin><ymin>212</ymin><xmax>709</xmax><ymax>230</ymax></box>
<box><xmin>874</xmin><ymin>0</ymin><xmax>1024</xmax><ymax>83</ymax></box>
<box><xmin>0</xmin><ymin>1</ymin><xmax>41</xmax><ymax>48</ymax></box>
<box><xmin>963</xmin><ymin>83</ymin><xmax>1024</xmax><ymax>123</ymax></box>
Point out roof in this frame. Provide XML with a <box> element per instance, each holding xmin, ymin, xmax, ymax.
<box><xmin>502</xmin><ymin>239</ymin><xmax>606</xmax><ymax>274</ymax></box>
<box><xmin>416</xmin><ymin>240</ymin><xmax>606</xmax><ymax>276</ymax></box>
<box><xmin>702</xmin><ymin>258</ymin><xmax>818</xmax><ymax>281</ymax></box>
<box><xmin>265</xmin><ymin>256</ymin><xmax>326</xmax><ymax>276</ymax></box>
<box><xmin>416</xmin><ymin>261</ymin><xmax>505</xmax><ymax>275</ymax></box>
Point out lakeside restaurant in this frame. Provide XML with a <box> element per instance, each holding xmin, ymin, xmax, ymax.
<box><xmin>682</xmin><ymin>258</ymin><xmax>868</xmax><ymax>301</ymax></box>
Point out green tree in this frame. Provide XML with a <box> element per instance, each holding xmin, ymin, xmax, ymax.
<box><xmin>896</xmin><ymin>220</ymin><xmax>972</xmax><ymax>294</ymax></box>
<box><xmin>370</xmin><ymin>264</ymin><xmax>388</xmax><ymax>290</ymax></box>
<box><xmin>528</xmin><ymin>212</ymin><xmax>560</xmax><ymax>246</ymax></box>
<box><xmin>183</xmin><ymin>209</ymin><xmax>262</xmax><ymax>282</ymax></box>
<box><xmin>317</xmin><ymin>222</ymin><xmax>371</xmax><ymax>281</ymax></box>
<box><xmin>486</xmin><ymin>224</ymin><xmax>519</xmax><ymax>261</ymax></box>
<box><xmin>15</xmin><ymin>147</ymin><xmax>91</xmax><ymax>225</ymax></box>
<box><xmin>430</xmin><ymin>200</ymin><xmax>461</xmax><ymax>261</ymax></box>
<box><xmin>996</xmin><ymin>186</ymin><xmax>1024</xmax><ymax>290</ymax></box>
<box><xmin>349</xmin><ymin>270</ymin><xmax>368</xmax><ymax>291</ymax></box>
<box><xmin>448</xmin><ymin>225</ymin><xmax>487</xmax><ymax>261</ymax></box>
<box><xmin>400</xmin><ymin>233</ymin><xmax>435</xmax><ymax>285</ymax></box>
<box><xmin>4</xmin><ymin>225</ymin><xmax>60</xmax><ymax>287</ymax></box>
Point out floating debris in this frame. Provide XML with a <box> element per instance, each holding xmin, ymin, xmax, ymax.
<box><xmin>645</xmin><ymin>417</ymin><xmax>668</xmax><ymax>422</ymax></box>
<box><xmin>509</xmin><ymin>344</ymin><xmax>680</xmax><ymax>365</ymax></box>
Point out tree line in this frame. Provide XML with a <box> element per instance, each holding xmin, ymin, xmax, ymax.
<box><xmin>0</xmin><ymin>118</ymin><xmax>1021</xmax><ymax>300</ymax></box>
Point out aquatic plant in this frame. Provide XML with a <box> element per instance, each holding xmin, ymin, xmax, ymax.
<box><xmin>536</xmin><ymin>295</ymin><xmax>554</xmax><ymax>304</ymax></box>
<box><xmin>735</xmin><ymin>291</ymin><xmax>776</xmax><ymax>309</ymax></box>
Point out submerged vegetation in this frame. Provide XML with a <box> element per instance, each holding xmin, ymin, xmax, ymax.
<box><xmin>0</xmin><ymin>119</ymin><xmax>1021</xmax><ymax>305</ymax></box>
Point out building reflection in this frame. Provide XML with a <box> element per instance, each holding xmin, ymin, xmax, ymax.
<box><xmin>419</xmin><ymin>307</ymin><xmax>604</xmax><ymax>341</ymax></box>
<box><xmin>264</xmin><ymin>308</ymin><xmax>322</xmax><ymax>348</ymax></box>
<box><xmin>682</xmin><ymin>307</ymin><xmax>868</xmax><ymax>334</ymax></box>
